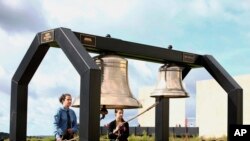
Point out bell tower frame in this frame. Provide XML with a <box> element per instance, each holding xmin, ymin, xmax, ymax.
<box><xmin>10</xmin><ymin>27</ymin><xmax>242</xmax><ymax>141</ymax></box>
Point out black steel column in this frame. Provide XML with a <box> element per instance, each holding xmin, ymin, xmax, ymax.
<box><xmin>155</xmin><ymin>97</ymin><xmax>169</xmax><ymax>141</ymax></box>
<box><xmin>10</xmin><ymin>83</ymin><xmax>28</xmax><ymax>141</ymax></box>
<box><xmin>228</xmin><ymin>89</ymin><xmax>243</xmax><ymax>137</ymax></box>
<box><xmin>80</xmin><ymin>69</ymin><xmax>101</xmax><ymax>141</ymax></box>
<box><xmin>55</xmin><ymin>28</ymin><xmax>101</xmax><ymax>141</ymax></box>
<box><xmin>10</xmin><ymin>35</ymin><xmax>49</xmax><ymax>141</ymax></box>
<box><xmin>202</xmin><ymin>55</ymin><xmax>243</xmax><ymax>139</ymax></box>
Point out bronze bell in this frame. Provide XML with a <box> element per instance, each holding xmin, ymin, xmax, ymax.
<box><xmin>151</xmin><ymin>64</ymin><xmax>189</xmax><ymax>98</ymax></box>
<box><xmin>72</xmin><ymin>97</ymin><xmax>79</xmax><ymax>108</ymax></box>
<box><xmin>96</xmin><ymin>54</ymin><xmax>142</xmax><ymax>109</ymax></box>
<box><xmin>72</xmin><ymin>54</ymin><xmax>142</xmax><ymax>109</ymax></box>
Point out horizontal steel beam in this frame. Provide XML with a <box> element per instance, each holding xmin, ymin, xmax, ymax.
<box><xmin>46</xmin><ymin>31</ymin><xmax>203</xmax><ymax>67</ymax></box>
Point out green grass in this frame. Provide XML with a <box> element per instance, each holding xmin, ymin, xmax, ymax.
<box><xmin>3</xmin><ymin>136</ymin><xmax>55</xmax><ymax>141</ymax></box>
<box><xmin>3</xmin><ymin>135</ymin><xmax>227</xmax><ymax>141</ymax></box>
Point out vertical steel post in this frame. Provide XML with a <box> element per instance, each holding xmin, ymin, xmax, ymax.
<box><xmin>55</xmin><ymin>28</ymin><xmax>101</xmax><ymax>140</ymax></box>
<box><xmin>10</xmin><ymin>35</ymin><xmax>49</xmax><ymax>141</ymax></box>
<box><xmin>79</xmin><ymin>69</ymin><xmax>101</xmax><ymax>141</ymax></box>
<box><xmin>155</xmin><ymin>97</ymin><xmax>169</xmax><ymax>141</ymax></box>
<box><xmin>228</xmin><ymin>89</ymin><xmax>243</xmax><ymax>139</ymax></box>
<box><xmin>10</xmin><ymin>83</ymin><xmax>28</xmax><ymax>141</ymax></box>
<box><xmin>202</xmin><ymin>55</ymin><xmax>243</xmax><ymax>139</ymax></box>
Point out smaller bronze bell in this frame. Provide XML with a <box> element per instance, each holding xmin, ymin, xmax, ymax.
<box><xmin>151</xmin><ymin>64</ymin><xmax>189</xmax><ymax>98</ymax></box>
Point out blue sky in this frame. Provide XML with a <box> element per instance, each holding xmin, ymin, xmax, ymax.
<box><xmin>1</xmin><ymin>0</ymin><xmax>250</xmax><ymax>136</ymax></box>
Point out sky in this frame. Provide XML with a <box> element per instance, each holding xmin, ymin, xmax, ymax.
<box><xmin>1</xmin><ymin>0</ymin><xmax>250</xmax><ymax>136</ymax></box>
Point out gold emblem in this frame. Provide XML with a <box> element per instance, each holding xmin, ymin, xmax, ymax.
<box><xmin>183</xmin><ymin>53</ymin><xmax>196</xmax><ymax>63</ymax></box>
<box><xmin>41</xmin><ymin>30</ymin><xmax>54</xmax><ymax>43</ymax></box>
<box><xmin>80</xmin><ymin>34</ymin><xmax>96</xmax><ymax>47</ymax></box>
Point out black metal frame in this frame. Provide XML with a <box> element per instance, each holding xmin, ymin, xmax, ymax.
<box><xmin>10</xmin><ymin>27</ymin><xmax>242</xmax><ymax>141</ymax></box>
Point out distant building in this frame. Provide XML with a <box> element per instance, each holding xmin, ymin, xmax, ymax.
<box><xmin>137</xmin><ymin>86</ymin><xmax>186</xmax><ymax>127</ymax></box>
<box><xmin>0</xmin><ymin>132</ymin><xmax>9</xmax><ymax>140</ymax></box>
<box><xmin>196</xmin><ymin>74</ymin><xmax>250</xmax><ymax>137</ymax></box>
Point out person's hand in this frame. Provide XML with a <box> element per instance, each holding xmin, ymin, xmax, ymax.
<box><xmin>113</xmin><ymin>122</ymin><xmax>124</xmax><ymax>133</ymax></box>
<box><xmin>56</xmin><ymin>137</ymin><xmax>62</xmax><ymax>141</ymax></box>
<box><xmin>67</xmin><ymin>128</ymin><xmax>74</xmax><ymax>134</ymax></box>
<box><xmin>113</xmin><ymin>126</ymin><xmax>119</xmax><ymax>133</ymax></box>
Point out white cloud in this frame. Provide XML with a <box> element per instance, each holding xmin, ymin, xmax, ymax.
<box><xmin>27</xmin><ymin>96</ymin><xmax>61</xmax><ymax>135</ymax></box>
<box><xmin>129</xmin><ymin>60</ymin><xmax>154</xmax><ymax>79</ymax></box>
<box><xmin>42</xmin><ymin>0</ymin><xmax>139</xmax><ymax>31</ymax></box>
<box><xmin>0</xmin><ymin>92</ymin><xmax>10</xmax><ymax>132</ymax></box>
<box><xmin>0</xmin><ymin>66</ymin><xmax>5</xmax><ymax>78</ymax></box>
<box><xmin>0</xmin><ymin>28</ymin><xmax>34</xmax><ymax>70</ymax></box>
<box><xmin>0</xmin><ymin>66</ymin><xmax>6</xmax><ymax>78</ymax></box>
<box><xmin>1</xmin><ymin>0</ymin><xmax>22</xmax><ymax>8</ymax></box>
<box><xmin>0</xmin><ymin>0</ymin><xmax>48</xmax><ymax>32</ymax></box>
<box><xmin>0</xmin><ymin>67</ymin><xmax>9</xmax><ymax>94</ymax></box>
<box><xmin>29</xmin><ymin>49</ymin><xmax>80</xmax><ymax>97</ymax></box>
<box><xmin>189</xmin><ymin>0</ymin><xmax>250</xmax><ymax>26</ymax></box>
<box><xmin>127</xmin><ymin>60</ymin><xmax>160</xmax><ymax>104</ymax></box>
<box><xmin>187</xmin><ymin>0</ymin><xmax>222</xmax><ymax>18</ymax></box>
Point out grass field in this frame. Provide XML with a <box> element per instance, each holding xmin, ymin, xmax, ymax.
<box><xmin>4</xmin><ymin>132</ymin><xmax>227</xmax><ymax>141</ymax></box>
<box><xmin>3</xmin><ymin>134</ymin><xmax>227</xmax><ymax>141</ymax></box>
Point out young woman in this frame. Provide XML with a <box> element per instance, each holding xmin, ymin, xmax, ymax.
<box><xmin>108</xmin><ymin>109</ymin><xmax>129</xmax><ymax>141</ymax></box>
<box><xmin>54</xmin><ymin>93</ymin><xmax>78</xmax><ymax>141</ymax></box>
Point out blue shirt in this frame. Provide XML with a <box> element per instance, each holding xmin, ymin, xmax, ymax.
<box><xmin>54</xmin><ymin>107</ymin><xmax>78</xmax><ymax>139</ymax></box>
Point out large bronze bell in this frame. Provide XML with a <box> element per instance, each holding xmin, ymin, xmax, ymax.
<box><xmin>151</xmin><ymin>64</ymin><xmax>189</xmax><ymax>98</ymax></box>
<box><xmin>72</xmin><ymin>54</ymin><xmax>142</xmax><ymax>109</ymax></box>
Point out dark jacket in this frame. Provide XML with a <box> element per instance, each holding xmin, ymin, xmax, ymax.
<box><xmin>108</xmin><ymin>120</ymin><xmax>129</xmax><ymax>141</ymax></box>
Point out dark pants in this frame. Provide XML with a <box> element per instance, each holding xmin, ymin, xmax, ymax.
<box><xmin>62</xmin><ymin>132</ymin><xmax>74</xmax><ymax>140</ymax></box>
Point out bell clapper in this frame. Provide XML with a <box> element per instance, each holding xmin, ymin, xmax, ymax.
<box><xmin>100</xmin><ymin>105</ymin><xmax>108</xmax><ymax>120</ymax></box>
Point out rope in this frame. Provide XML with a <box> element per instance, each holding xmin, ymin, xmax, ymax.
<box><xmin>62</xmin><ymin>102</ymin><xmax>159</xmax><ymax>141</ymax></box>
<box><xmin>126</xmin><ymin>101</ymin><xmax>159</xmax><ymax>124</ymax></box>
<box><xmin>114</xmin><ymin>102</ymin><xmax>159</xmax><ymax>141</ymax></box>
